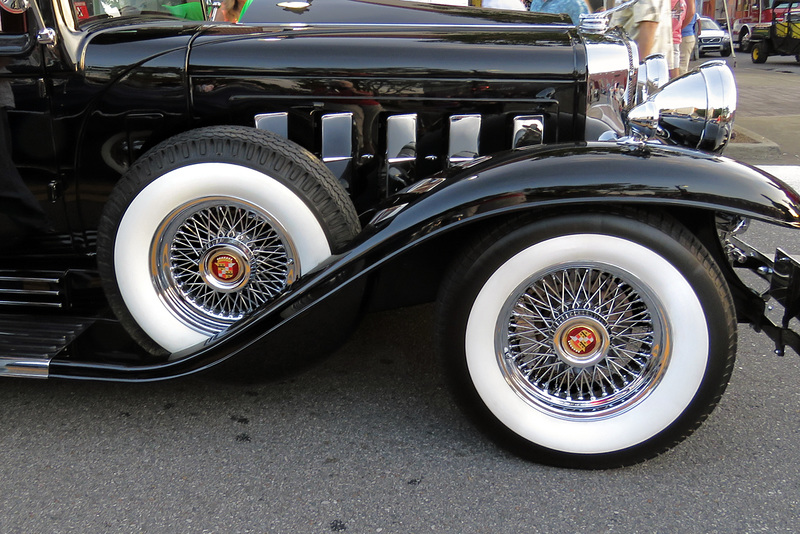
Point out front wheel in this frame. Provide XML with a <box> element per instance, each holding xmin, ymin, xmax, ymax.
<box><xmin>437</xmin><ymin>212</ymin><xmax>736</xmax><ymax>468</ymax></box>
<box><xmin>751</xmin><ymin>41</ymin><xmax>768</xmax><ymax>63</ymax></box>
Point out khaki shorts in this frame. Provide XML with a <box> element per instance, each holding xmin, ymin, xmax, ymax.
<box><xmin>679</xmin><ymin>35</ymin><xmax>697</xmax><ymax>75</ymax></box>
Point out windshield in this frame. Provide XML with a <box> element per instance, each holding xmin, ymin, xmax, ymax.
<box><xmin>70</xmin><ymin>0</ymin><xmax>208</xmax><ymax>23</ymax></box>
<box><xmin>699</xmin><ymin>18</ymin><xmax>721</xmax><ymax>31</ymax></box>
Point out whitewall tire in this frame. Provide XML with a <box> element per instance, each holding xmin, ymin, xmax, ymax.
<box><xmin>98</xmin><ymin>127</ymin><xmax>360</xmax><ymax>356</ymax></box>
<box><xmin>437</xmin><ymin>212</ymin><xmax>736</xmax><ymax>467</ymax></box>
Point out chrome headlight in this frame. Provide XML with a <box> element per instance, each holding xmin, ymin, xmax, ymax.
<box><xmin>636</xmin><ymin>54</ymin><xmax>670</xmax><ymax>102</ymax></box>
<box><xmin>627</xmin><ymin>60</ymin><xmax>736</xmax><ymax>153</ymax></box>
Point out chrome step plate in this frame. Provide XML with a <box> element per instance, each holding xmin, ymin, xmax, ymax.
<box><xmin>0</xmin><ymin>315</ymin><xmax>93</xmax><ymax>378</ymax></box>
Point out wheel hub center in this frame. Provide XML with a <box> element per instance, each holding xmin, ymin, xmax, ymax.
<box><xmin>199</xmin><ymin>243</ymin><xmax>251</xmax><ymax>292</ymax></box>
<box><xmin>552</xmin><ymin>315</ymin><xmax>609</xmax><ymax>368</ymax></box>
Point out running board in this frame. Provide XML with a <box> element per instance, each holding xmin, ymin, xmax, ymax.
<box><xmin>0</xmin><ymin>315</ymin><xmax>93</xmax><ymax>378</ymax></box>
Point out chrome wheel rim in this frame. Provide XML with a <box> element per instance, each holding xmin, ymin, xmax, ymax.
<box><xmin>497</xmin><ymin>264</ymin><xmax>669</xmax><ymax>420</ymax></box>
<box><xmin>152</xmin><ymin>197</ymin><xmax>297</xmax><ymax>335</ymax></box>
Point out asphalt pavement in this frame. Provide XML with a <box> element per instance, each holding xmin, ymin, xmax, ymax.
<box><xmin>1</xmin><ymin>51</ymin><xmax>799</xmax><ymax>534</ymax></box>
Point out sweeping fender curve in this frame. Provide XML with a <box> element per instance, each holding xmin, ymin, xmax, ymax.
<box><xmin>49</xmin><ymin>142</ymin><xmax>800</xmax><ymax>381</ymax></box>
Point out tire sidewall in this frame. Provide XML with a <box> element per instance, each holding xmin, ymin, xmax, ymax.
<box><xmin>443</xmin><ymin>214</ymin><xmax>733</xmax><ymax>464</ymax></box>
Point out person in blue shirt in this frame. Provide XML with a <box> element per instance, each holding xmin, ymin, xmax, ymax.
<box><xmin>529</xmin><ymin>0</ymin><xmax>591</xmax><ymax>24</ymax></box>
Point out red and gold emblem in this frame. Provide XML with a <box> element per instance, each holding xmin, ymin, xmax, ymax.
<box><xmin>566</xmin><ymin>326</ymin><xmax>597</xmax><ymax>355</ymax></box>
<box><xmin>211</xmin><ymin>254</ymin><xmax>240</xmax><ymax>281</ymax></box>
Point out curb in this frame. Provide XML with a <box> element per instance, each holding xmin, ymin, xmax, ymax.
<box><xmin>724</xmin><ymin>124</ymin><xmax>783</xmax><ymax>161</ymax></box>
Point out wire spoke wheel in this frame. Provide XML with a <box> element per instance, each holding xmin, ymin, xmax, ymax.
<box><xmin>154</xmin><ymin>198</ymin><xmax>297</xmax><ymax>334</ymax></box>
<box><xmin>499</xmin><ymin>265</ymin><xmax>667</xmax><ymax>419</ymax></box>
<box><xmin>438</xmin><ymin>213</ymin><xmax>736</xmax><ymax>467</ymax></box>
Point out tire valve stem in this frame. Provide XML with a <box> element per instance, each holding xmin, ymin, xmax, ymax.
<box><xmin>286</xmin><ymin>259</ymin><xmax>296</xmax><ymax>285</ymax></box>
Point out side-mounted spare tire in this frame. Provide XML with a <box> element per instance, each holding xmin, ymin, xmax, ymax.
<box><xmin>97</xmin><ymin>126</ymin><xmax>361</xmax><ymax>356</ymax></box>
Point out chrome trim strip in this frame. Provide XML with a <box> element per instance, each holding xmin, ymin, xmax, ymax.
<box><xmin>0</xmin><ymin>357</ymin><xmax>49</xmax><ymax>378</ymax></box>
<box><xmin>254</xmin><ymin>112</ymin><xmax>289</xmax><ymax>138</ymax></box>
<box><xmin>385</xmin><ymin>114</ymin><xmax>417</xmax><ymax>192</ymax></box>
<box><xmin>0</xmin><ymin>289</ymin><xmax>61</xmax><ymax>295</ymax></box>
<box><xmin>0</xmin><ymin>276</ymin><xmax>60</xmax><ymax>283</ymax></box>
<box><xmin>448</xmin><ymin>114</ymin><xmax>481</xmax><ymax>167</ymax></box>
<box><xmin>512</xmin><ymin>115</ymin><xmax>544</xmax><ymax>148</ymax></box>
<box><xmin>0</xmin><ymin>300</ymin><xmax>62</xmax><ymax>308</ymax></box>
<box><xmin>386</xmin><ymin>114</ymin><xmax>417</xmax><ymax>165</ymax></box>
<box><xmin>321</xmin><ymin>112</ymin><xmax>354</xmax><ymax>184</ymax></box>
<box><xmin>279</xmin><ymin>23</ymin><xmax>575</xmax><ymax>30</ymax></box>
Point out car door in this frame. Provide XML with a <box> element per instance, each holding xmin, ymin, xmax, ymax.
<box><xmin>0</xmin><ymin>7</ymin><xmax>65</xmax><ymax>247</ymax></box>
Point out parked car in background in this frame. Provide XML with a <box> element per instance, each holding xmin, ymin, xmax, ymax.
<box><xmin>697</xmin><ymin>16</ymin><xmax>733</xmax><ymax>56</ymax></box>
<box><xmin>750</xmin><ymin>0</ymin><xmax>800</xmax><ymax>62</ymax></box>
<box><xmin>1</xmin><ymin>0</ymin><xmax>800</xmax><ymax>469</ymax></box>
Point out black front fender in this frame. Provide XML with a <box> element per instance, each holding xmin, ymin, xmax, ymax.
<box><xmin>50</xmin><ymin>142</ymin><xmax>800</xmax><ymax>380</ymax></box>
<box><xmin>377</xmin><ymin>142</ymin><xmax>800</xmax><ymax>237</ymax></box>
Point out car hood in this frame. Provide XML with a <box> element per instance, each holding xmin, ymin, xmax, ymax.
<box><xmin>700</xmin><ymin>29</ymin><xmax>727</xmax><ymax>38</ymax></box>
<box><xmin>188</xmin><ymin>0</ymin><xmax>580</xmax><ymax>82</ymax></box>
<box><xmin>79</xmin><ymin>0</ymin><xmax>575</xmax><ymax>83</ymax></box>
<box><xmin>239</xmin><ymin>0</ymin><xmax>569</xmax><ymax>26</ymax></box>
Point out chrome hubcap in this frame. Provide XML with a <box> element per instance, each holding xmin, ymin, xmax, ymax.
<box><xmin>152</xmin><ymin>197</ymin><xmax>297</xmax><ymax>335</ymax></box>
<box><xmin>199</xmin><ymin>242</ymin><xmax>252</xmax><ymax>293</ymax></box>
<box><xmin>552</xmin><ymin>313</ymin><xmax>610</xmax><ymax>368</ymax></box>
<box><xmin>498</xmin><ymin>265</ymin><xmax>668</xmax><ymax>419</ymax></box>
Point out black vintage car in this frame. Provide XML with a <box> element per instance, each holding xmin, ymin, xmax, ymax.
<box><xmin>0</xmin><ymin>0</ymin><xmax>798</xmax><ymax>468</ymax></box>
<box><xmin>750</xmin><ymin>0</ymin><xmax>800</xmax><ymax>62</ymax></box>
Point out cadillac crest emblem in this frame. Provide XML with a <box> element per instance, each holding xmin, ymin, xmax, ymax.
<box><xmin>566</xmin><ymin>326</ymin><xmax>597</xmax><ymax>355</ymax></box>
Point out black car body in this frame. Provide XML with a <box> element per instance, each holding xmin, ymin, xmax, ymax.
<box><xmin>0</xmin><ymin>0</ymin><xmax>798</xmax><ymax>467</ymax></box>
<box><xmin>750</xmin><ymin>0</ymin><xmax>800</xmax><ymax>62</ymax></box>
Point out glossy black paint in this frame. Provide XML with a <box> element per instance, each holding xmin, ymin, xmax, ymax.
<box><xmin>49</xmin><ymin>142</ymin><xmax>800</xmax><ymax>380</ymax></box>
<box><xmin>189</xmin><ymin>22</ymin><xmax>582</xmax><ymax>207</ymax></box>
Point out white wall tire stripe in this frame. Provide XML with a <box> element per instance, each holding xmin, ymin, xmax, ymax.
<box><xmin>114</xmin><ymin>163</ymin><xmax>331</xmax><ymax>353</ymax></box>
<box><xmin>465</xmin><ymin>234</ymin><xmax>709</xmax><ymax>454</ymax></box>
